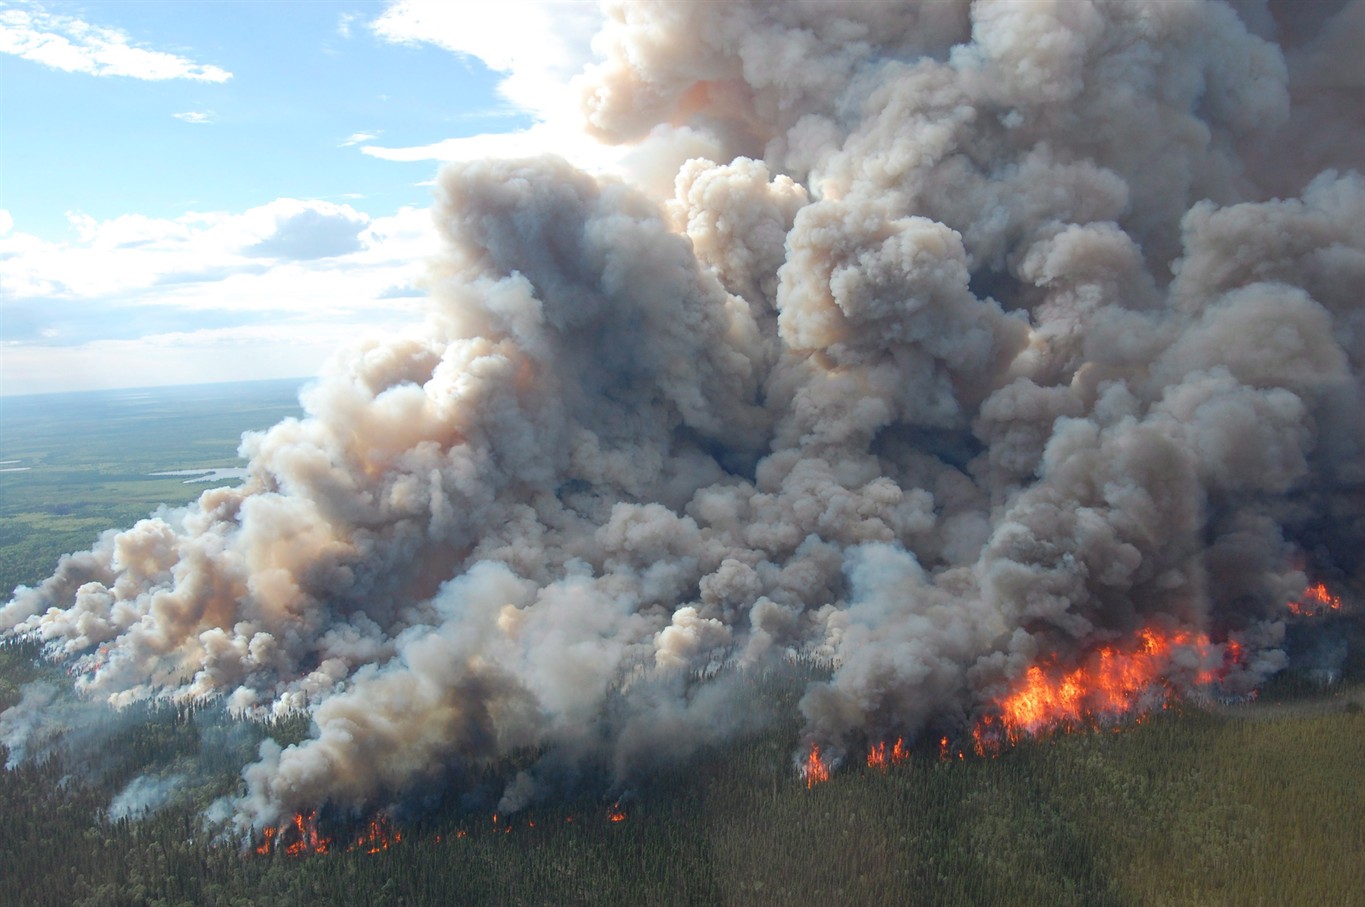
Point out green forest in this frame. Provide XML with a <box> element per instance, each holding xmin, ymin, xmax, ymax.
<box><xmin>1</xmin><ymin>382</ymin><xmax>1362</xmax><ymax>906</ymax></box>
<box><xmin>2</xmin><ymin>634</ymin><xmax>1362</xmax><ymax>907</ymax></box>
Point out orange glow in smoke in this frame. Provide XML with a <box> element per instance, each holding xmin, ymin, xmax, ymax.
<box><xmin>803</xmin><ymin>743</ymin><xmax>831</xmax><ymax>788</ymax></box>
<box><xmin>1288</xmin><ymin>582</ymin><xmax>1343</xmax><ymax>617</ymax></box>
<box><xmin>972</xmin><ymin>626</ymin><xmax>1239</xmax><ymax>755</ymax></box>
<box><xmin>608</xmin><ymin>802</ymin><xmax>627</xmax><ymax>823</ymax></box>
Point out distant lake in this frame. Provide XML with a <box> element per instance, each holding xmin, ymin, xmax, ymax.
<box><xmin>149</xmin><ymin>467</ymin><xmax>251</xmax><ymax>484</ymax></box>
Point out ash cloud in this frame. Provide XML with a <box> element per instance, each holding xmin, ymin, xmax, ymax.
<box><xmin>3</xmin><ymin>0</ymin><xmax>1363</xmax><ymax>830</ymax></box>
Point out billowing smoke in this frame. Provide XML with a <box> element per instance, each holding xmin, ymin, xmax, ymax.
<box><xmin>3</xmin><ymin>0</ymin><xmax>1362</xmax><ymax>830</ymax></box>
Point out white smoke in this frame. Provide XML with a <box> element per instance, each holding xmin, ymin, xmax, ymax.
<box><xmin>0</xmin><ymin>682</ymin><xmax>61</xmax><ymax>768</ymax></box>
<box><xmin>109</xmin><ymin>772</ymin><xmax>188</xmax><ymax>820</ymax></box>
<box><xmin>3</xmin><ymin>0</ymin><xmax>1362</xmax><ymax>830</ymax></box>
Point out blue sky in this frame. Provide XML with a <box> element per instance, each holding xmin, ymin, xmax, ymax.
<box><xmin>0</xmin><ymin>0</ymin><xmax>608</xmax><ymax>394</ymax></box>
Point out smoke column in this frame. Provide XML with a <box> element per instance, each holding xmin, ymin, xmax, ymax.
<box><xmin>3</xmin><ymin>0</ymin><xmax>1362</xmax><ymax>830</ymax></box>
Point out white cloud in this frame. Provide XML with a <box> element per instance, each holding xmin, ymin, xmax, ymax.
<box><xmin>362</xmin><ymin>120</ymin><xmax>723</xmax><ymax>202</ymax></box>
<box><xmin>241</xmin><ymin>199</ymin><xmax>372</xmax><ymax>260</ymax></box>
<box><xmin>0</xmin><ymin>4</ymin><xmax>232</xmax><ymax>82</ymax></box>
<box><xmin>1</xmin><ymin>326</ymin><xmax>358</xmax><ymax>396</ymax></box>
<box><xmin>173</xmin><ymin>110</ymin><xmax>214</xmax><ymax>124</ymax></box>
<box><xmin>357</xmin><ymin>1</ymin><xmax>625</xmax><ymax>177</ymax></box>
<box><xmin>337</xmin><ymin>11</ymin><xmax>361</xmax><ymax>40</ymax></box>
<box><xmin>340</xmin><ymin>131</ymin><xmax>380</xmax><ymax>147</ymax></box>
<box><xmin>365</xmin><ymin>1</ymin><xmax>624</xmax><ymax>177</ymax></box>
<box><xmin>369</xmin><ymin>0</ymin><xmax>601</xmax><ymax>118</ymax></box>
<box><xmin>0</xmin><ymin>199</ymin><xmax>423</xmax><ymax>301</ymax></box>
<box><xmin>359</xmin><ymin>119</ymin><xmax>622</xmax><ymax>170</ymax></box>
<box><xmin>0</xmin><ymin>202</ymin><xmax>441</xmax><ymax>394</ymax></box>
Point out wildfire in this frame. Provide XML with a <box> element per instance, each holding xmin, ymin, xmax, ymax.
<box><xmin>1288</xmin><ymin>582</ymin><xmax>1343</xmax><ymax>617</ymax></box>
<box><xmin>866</xmin><ymin>737</ymin><xmax>909</xmax><ymax>770</ymax></box>
<box><xmin>253</xmin><ymin>801</ymin><xmax>642</xmax><ymax>855</ymax></box>
<box><xmin>803</xmin><ymin>743</ymin><xmax>831</xmax><ymax>788</ymax></box>
<box><xmin>355</xmin><ymin>817</ymin><xmax>402</xmax><ymax>854</ymax></box>
<box><xmin>255</xmin><ymin>811</ymin><xmax>332</xmax><ymax>856</ymax></box>
<box><xmin>972</xmin><ymin>625</ymin><xmax>1240</xmax><ymax>754</ymax></box>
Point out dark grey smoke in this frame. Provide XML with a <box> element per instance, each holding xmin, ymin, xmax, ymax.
<box><xmin>3</xmin><ymin>0</ymin><xmax>1362</xmax><ymax>830</ymax></box>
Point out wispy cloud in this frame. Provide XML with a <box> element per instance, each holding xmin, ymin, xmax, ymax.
<box><xmin>336</xmin><ymin>11</ymin><xmax>361</xmax><ymax>40</ymax></box>
<box><xmin>173</xmin><ymin>111</ymin><xmax>214</xmax><ymax>125</ymax></box>
<box><xmin>340</xmin><ymin>131</ymin><xmax>379</xmax><ymax>147</ymax></box>
<box><xmin>0</xmin><ymin>4</ymin><xmax>231</xmax><ymax>82</ymax></box>
<box><xmin>359</xmin><ymin>121</ymin><xmax>628</xmax><ymax>174</ymax></box>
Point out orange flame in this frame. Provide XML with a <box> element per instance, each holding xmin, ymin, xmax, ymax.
<box><xmin>253</xmin><ymin>811</ymin><xmax>331</xmax><ymax>857</ymax></box>
<box><xmin>354</xmin><ymin>817</ymin><xmax>402</xmax><ymax>854</ymax></box>
<box><xmin>867</xmin><ymin>737</ymin><xmax>910</xmax><ymax>770</ymax></box>
<box><xmin>285</xmin><ymin>811</ymin><xmax>331</xmax><ymax>856</ymax></box>
<box><xmin>607</xmin><ymin>801</ymin><xmax>627</xmax><ymax>823</ymax></box>
<box><xmin>803</xmin><ymin>742</ymin><xmax>831</xmax><ymax>788</ymax></box>
<box><xmin>972</xmin><ymin>626</ymin><xmax>1239</xmax><ymax>754</ymax></box>
<box><xmin>1288</xmin><ymin>582</ymin><xmax>1342</xmax><ymax>617</ymax></box>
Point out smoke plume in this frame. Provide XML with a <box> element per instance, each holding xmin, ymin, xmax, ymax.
<box><xmin>3</xmin><ymin>0</ymin><xmax>1362</xmax><ymax>830</ymax></box>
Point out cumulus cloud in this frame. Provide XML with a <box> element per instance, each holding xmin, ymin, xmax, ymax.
<box><xmin>0</xmin><ymin>3</ymin><xmax>231</xmax><ymax>82</ymax></box>
<box><xmin>172</xmin><ymin>110</ymin><xmax>214</xmax><ymax>124</ymax></box>
<box><xmin>3</xmin><ymin>0</ymin><xmax>1361</xmax><ymax>834</ymax></box>
<box><xmin>242</xmin><ymin>200</ymin><xmax>371</xmax><ymax>261</ymax></box>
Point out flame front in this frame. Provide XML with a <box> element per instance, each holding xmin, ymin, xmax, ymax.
<box><xmin>254</xmin><ymin>811</ymin><xmax>331</xmax><ymax>857</ymax></box>
<box><xmin>803</xmin><ymin>743</ymin><xmax>831</xmax><ymax>788</ymax></box>
<box><xmin>285</xmin><ymin>811</ymin><xmax>330</xmax><ymax>856</ymax></box>
<box><xmin>973</xmin><ymin>626</ymin><xmax>1239</xmax><ymax>754</ymax></box>
<box><xmin>867</xmin><ymin>737</ymin><xmax>909</xmax><ymax>770</ymax></box>
<box><xmin>607</xmin><ymin>802</ymin><xmax>627</xmax><ymax>823</ymax></box>
<box><xmin>1288</xmin><ymin>582</ymin><xmax>1343</xmax><ymax>617</ymax></box>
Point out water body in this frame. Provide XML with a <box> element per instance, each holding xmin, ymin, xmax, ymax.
<box><xmin>149</xmin><ymin>468</ymin><xmax>251</xmax><ymax>484</ymax></box>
